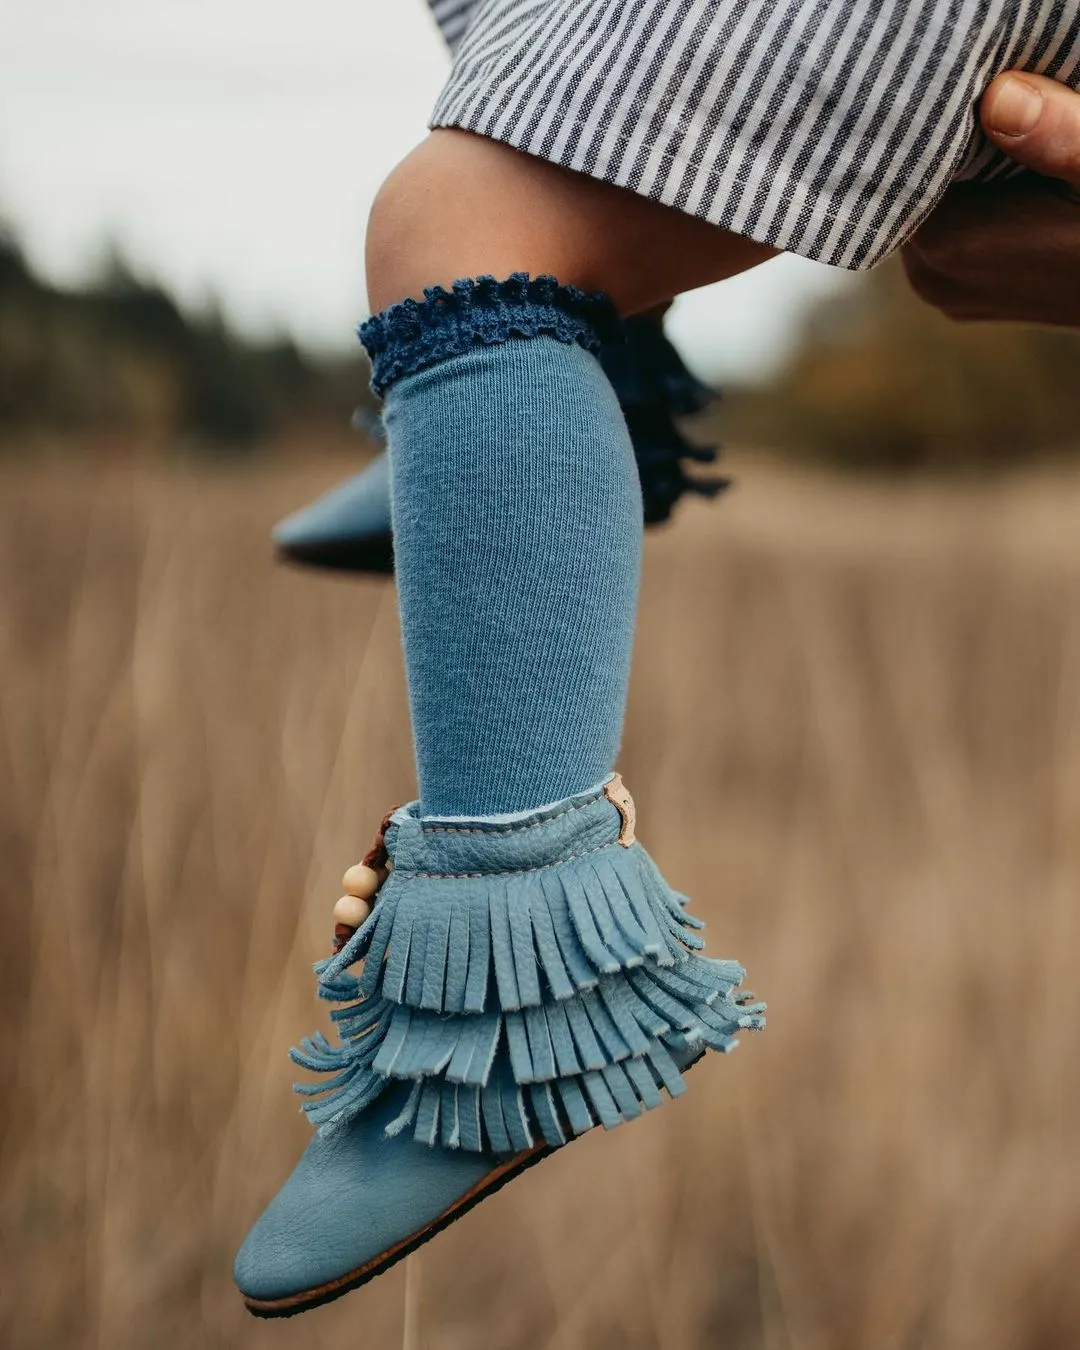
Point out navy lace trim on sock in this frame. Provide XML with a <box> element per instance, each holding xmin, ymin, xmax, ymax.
<box><xmin>359</xmin><ymin>272</ymin><xmax>621</xmax><ymax>395</ymax></box>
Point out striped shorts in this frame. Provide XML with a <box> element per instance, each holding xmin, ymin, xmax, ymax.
<box><xmin>424</xmin><ymin>0</ymin><xmax>1080</xmax><ymax>269</ymax></box>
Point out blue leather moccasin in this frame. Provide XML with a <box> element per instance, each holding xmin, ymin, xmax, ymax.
<box><xmin>234</xmin><ymin>774</ymin><xmax>764</xmax><ymax>1318</ymax></box>
<box><xmin>273</xmin><ymin>451</ymin><xmax>394</xmax><ymax>575</ymax></box>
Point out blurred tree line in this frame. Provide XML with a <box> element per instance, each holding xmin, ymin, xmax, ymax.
<box><xmin>721</xmin><ymin>259</ymin><xmax>1080</xmax><ymax>473</ymax></box>
<box><xmin>0</xmin><ymin>225</ymin><xmax>371</xmax><ymax>452</ymax></box>
<box><xmin>4</xmin><ymin>217</ymin><xmax>1080</xmax><ymax>472</ymax></box>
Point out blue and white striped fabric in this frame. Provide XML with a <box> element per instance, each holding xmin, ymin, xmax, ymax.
<box><xmin>423</xmin><ymin>0</ymin><xmax>1080</xmax><ymax>269</ymax></box>
<box><xmin>427</xmin><ymin>0</ymin><xmax>478</xmax><ymax>52</ymax></box>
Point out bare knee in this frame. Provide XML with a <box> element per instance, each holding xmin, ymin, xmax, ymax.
<box><xmin>365</xmin><ymin>129</ymin><xmax>777</xmax><ymax>316</ymax></box>
<box><xmin>365</xmin><ymin>130</ymin><xmax>612</xmax><ymax>313</ymax></box>
<box><xmin>364</xmin><ymin>143</ymin><xmax>456</xmax><ymax>315</ymax></box>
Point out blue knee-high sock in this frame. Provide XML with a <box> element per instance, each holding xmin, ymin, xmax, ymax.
<box><xmin>360</xmin><ymin>274</ymin><xmax>641</xmax><ymax>817</ymax></box>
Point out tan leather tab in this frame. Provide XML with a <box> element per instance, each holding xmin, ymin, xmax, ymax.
<box><xmin>361</xmin><ymin>804</ymin><xmax>402</xmax><ymax>871</ymax></box>
<box><xmin>603</xmin><ymin>773</ymin><xmax>636</xmax><ymax>847</ymax></box>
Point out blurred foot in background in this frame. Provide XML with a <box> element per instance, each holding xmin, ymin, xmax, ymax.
<box><xmin>272</xmin><ymin>430</ymin><xmax>395</xmax><ymax>574</ymax></box>
<box><xmin>271</xmin><ymin>305</ymin><xmax>728</xmax><ymax>576</ymax></box>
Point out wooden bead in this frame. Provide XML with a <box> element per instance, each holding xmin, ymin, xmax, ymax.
<box><xmin>341</xmin><ymin>862</ymin><xmax>386</xmax><ymax>900</ymax></box>
<box><xmin>334</xmin><ymin>893</ymin><xmax>372</xmax><ymax>928</ymax></box>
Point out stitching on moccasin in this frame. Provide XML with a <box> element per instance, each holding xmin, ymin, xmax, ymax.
<box><xmin>393</xmin><ymin>838</ymin><xmax>620</xmax><ymax>879</ymax></box>
<box><xmin>416</xmin><ymin>794</ymin><xmax>606</xmax><ymax>836</ymax></box>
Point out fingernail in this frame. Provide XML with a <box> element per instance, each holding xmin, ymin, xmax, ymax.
<box><xmin>987</xmin><ymin>76</ymin><xmax>1044</xmax><ymax>137</ymax></box>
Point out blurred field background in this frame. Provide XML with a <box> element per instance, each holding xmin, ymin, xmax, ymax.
<box><xmin>4</xmin><ymin>418</ymin><xmax>1080</xmax><ymax>1348</ymax></box>
<box><xmin>7</xmin><ymin>147</ymin><xmax>1080</xmax><ymax>1347</ymax></box>
<box><xmin>8</xmin><ymin>0</ymin><xmax>1080</xmax><ymax>1341</ymax></box>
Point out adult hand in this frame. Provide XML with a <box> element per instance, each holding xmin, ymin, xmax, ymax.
<box><xmin>903</xmin><ymin>73</ymin><xmax>1080</xmax><ymax>327</ymax></box>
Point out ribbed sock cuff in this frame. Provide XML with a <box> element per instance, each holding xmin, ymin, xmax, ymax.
<box><xmin>358</xmin><ymin>272</ymin><xmax>621</xmax><ymax>396</ymax></box>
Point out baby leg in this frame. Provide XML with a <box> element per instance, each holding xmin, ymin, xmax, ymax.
<box><xmin>367</xmin><ymin>129</ymin><xmax>774</xmax><ymax>816</ymax></box>
<box><xmin>234</xmin><ymin>129</ymin><xmax>770</xmax><ymax>1317</ymax></box>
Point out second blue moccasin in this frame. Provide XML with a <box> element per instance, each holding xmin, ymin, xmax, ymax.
<box><xmin>273</xmin><ymin>451</ymin><xmax>393</xmax><ymax>575</ymax></box>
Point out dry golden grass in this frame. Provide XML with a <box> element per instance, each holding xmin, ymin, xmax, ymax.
<box><xmin>3</xmin><ymin>452</ymin><xmax>1080</xmax><ymax>1350</ymax></box>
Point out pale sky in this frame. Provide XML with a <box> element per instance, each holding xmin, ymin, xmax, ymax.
<box><xmin>0</xmin><ymin>0</ymin><xmax>859</xmax><ymax>380</ymax></box>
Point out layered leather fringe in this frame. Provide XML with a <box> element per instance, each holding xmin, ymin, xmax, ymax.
<box><xmin>292</xmin><ymin>818</ymin><xmax>764</xmax><ymax>1153</ymax></box>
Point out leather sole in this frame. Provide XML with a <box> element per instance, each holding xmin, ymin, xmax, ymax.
<box><xmin>241</xmin><ymin>1141</ymin><xmax>551</xmax><ymax>1318</ymax></box>
<box><xmin>274</xmin><ymin>537</ymin><xmax>394</xmax><ymax>576</ymax></box>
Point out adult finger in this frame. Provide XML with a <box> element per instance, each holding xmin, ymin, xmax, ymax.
<box><xmin>981</xmin><ymin>73</ymin><xmax>1080</xmax><ymax>191</ymax></box>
